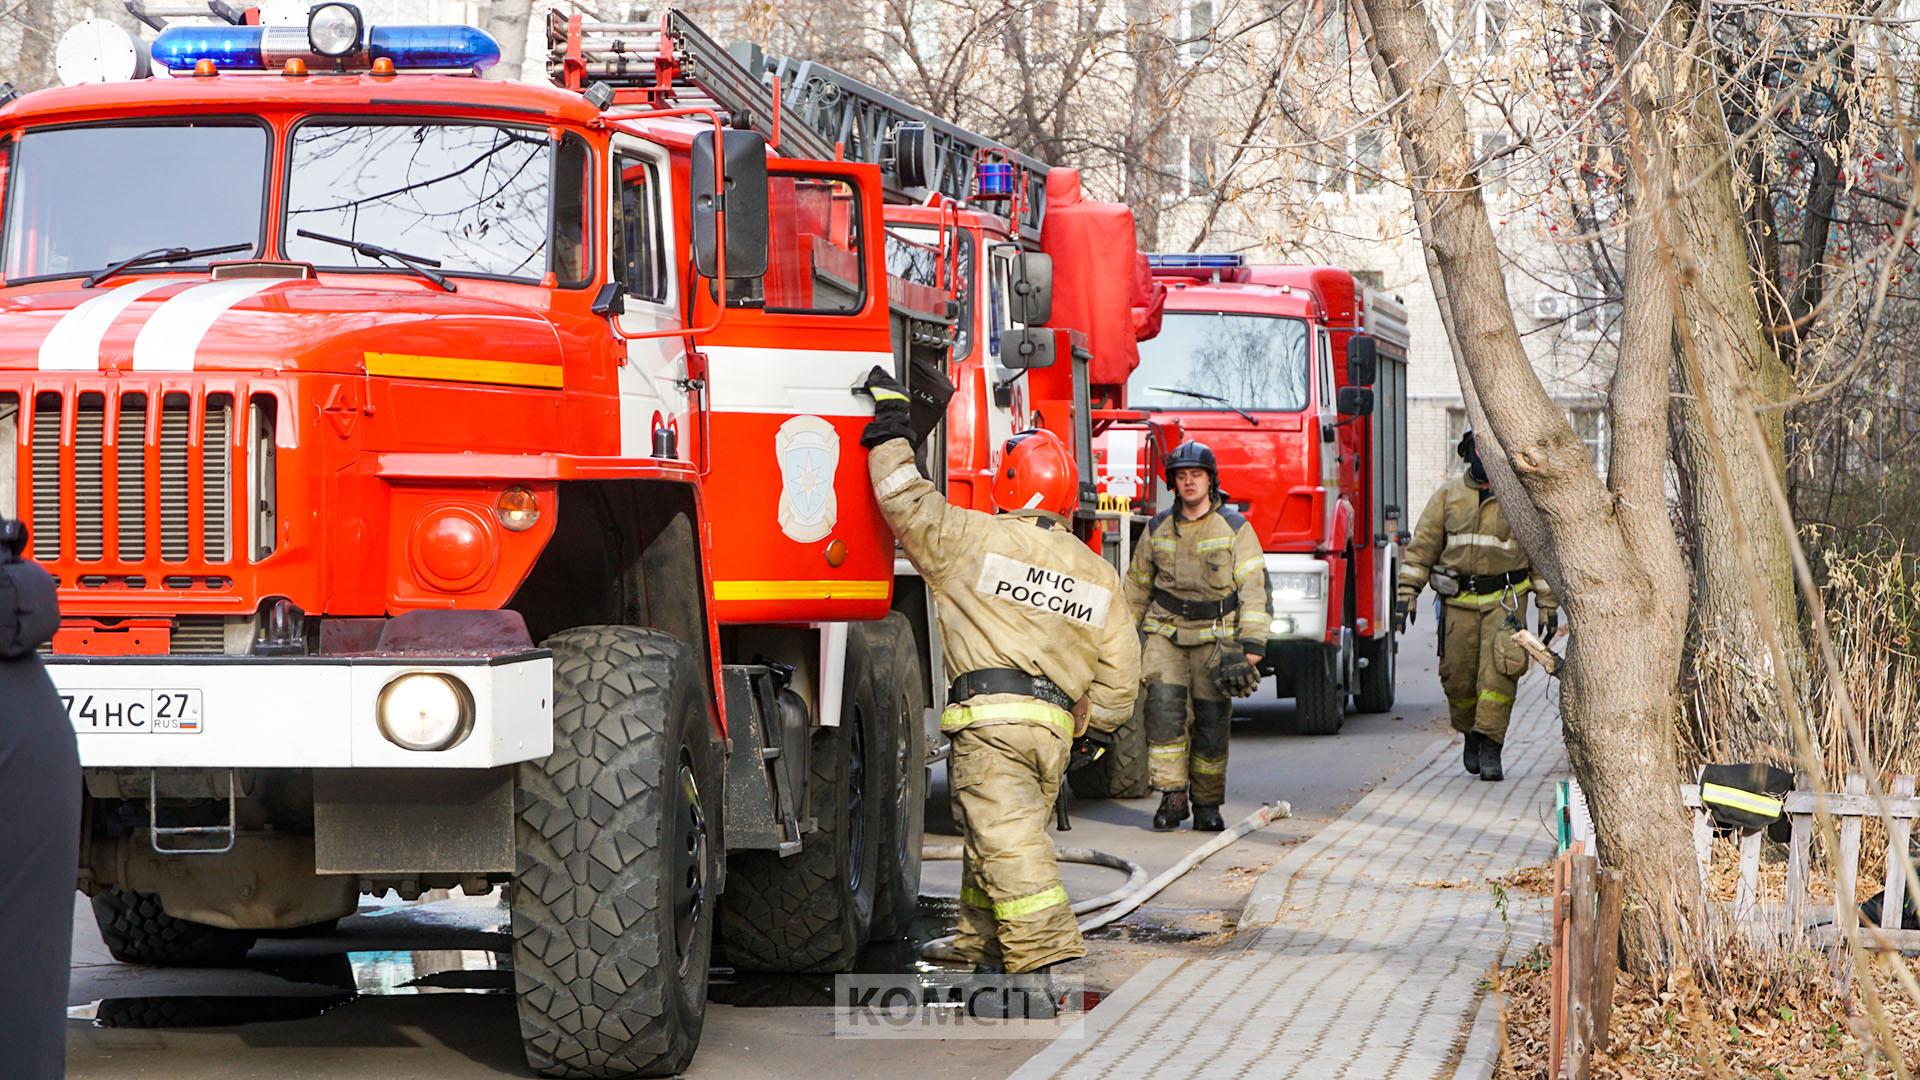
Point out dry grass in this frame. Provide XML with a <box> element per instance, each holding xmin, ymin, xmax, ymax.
<box><xmin>1494</xmin><ymin>945</ymin><xmax>1920</xmax><ymax>1079</ymax></box>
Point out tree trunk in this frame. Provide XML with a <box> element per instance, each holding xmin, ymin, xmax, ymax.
<box><xmin>482</xmin><ymin>1</ymin><xmax>534</xmax><ymax>83</ymax></box>
<box><xmin>1350</xmin><ymin>0</ymin><xmax>1707</xmax><ymax>973</ymax></box>
<box><xmin>1661</xmin><ymin>3</ymin><xmax>1808</xmax><ymax>763</ymax></box>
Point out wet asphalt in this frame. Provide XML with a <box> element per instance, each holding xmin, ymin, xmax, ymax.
<box><xmin>65</xmin><ymin>622</ymin><xmax>1454</xmax><ymax>1078</ymax></box>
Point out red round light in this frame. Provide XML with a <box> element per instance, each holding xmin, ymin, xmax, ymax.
<box><xmin>411</xmin><ymin>507</ymin><xmax>495</xmax><ymax>592</ymax></box>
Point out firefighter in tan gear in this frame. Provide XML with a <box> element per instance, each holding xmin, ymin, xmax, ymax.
<box><xmin>861</xmin><ymin>367</ymin><xmax>1139</xmax><ymax>1010</ymax></box>
<box><xmin>1397</xmin><ymin>430</ymin><xmax>1558</xmax><ymax>782</ymax></box>
<box><xmin>1123</xmin><ymin>441</ymin><xmax>1268</xmax><ymax>832</ymax></box>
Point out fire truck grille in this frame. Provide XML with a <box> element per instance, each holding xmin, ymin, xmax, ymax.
<box><xmin>170</xmin><ymin>616</ymin><xmax>228</xmax><ymax>655</ymax></box>
<box><xmin>21</xmin><ymin>390</ymin><xmax>241</xmax><ymax>567</ymax></box>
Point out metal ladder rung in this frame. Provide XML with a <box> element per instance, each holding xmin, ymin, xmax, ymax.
<box><xmin>148</xmin><ymin>768</ymin><xmax>237</xmax><ymax>855</ymax></box>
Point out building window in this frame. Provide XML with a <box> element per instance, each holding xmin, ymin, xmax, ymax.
<box><xmin>1570</xmin><ymin>272</ymin><xmax>1620</xmax><ymax>336</ymax></box>
<box><xmin>1568</xmin><ymin>406</ymin><xmax>1610</xmax><ymax>479</ymax></box>
<box><xmin>1353</xmin><ymin>269</ymin><xmax>1385</xmax><ymax>291</ymax></box>
<box><xmin>1354</xmin><ymin>131</ymin><xmax>1386</xmax><ymax>193</ymax></box>
<box><xmin>1447</xmin><ymin>407</ymin><xmax>1470</xmax><ymax>462</ymax></box>
<box><xmin>1181</xmin><ymin>0</ymin><xmax>1215</xmax><ymax>62</ymax></box>
<box><xmin>1475</xmin><ymin>130</ymin><xmax>1511</xmax><ymax>194</ymax></box>
<box><xmin>1181</xmin><ymin>133</ymin><xmax>1217</xmax><ymax>198</ymax></box>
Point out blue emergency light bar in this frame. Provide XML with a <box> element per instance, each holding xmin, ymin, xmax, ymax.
<box><xmin>152</xmin><ymin>24</ymin><xmax>500</xmax><ymax>73</ymax></box>
<box><xmin>1146</xmin><ymin>253</ymin><xmax>1246</xmax><ymax>269</ymax></box>
<box><xmin>976</xmin><ymin>162</ymin><xmax>1017</xmax><ymax>198</ymax></box>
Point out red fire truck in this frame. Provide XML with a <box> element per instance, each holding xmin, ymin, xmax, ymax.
<box><xmin>1129</xmin><ymin>255</ymin><xmax>1410</xmax><ymax>735</ymax></box>
<box><xmin>7</xmin><ymin>5</ymin><xmax>1156</xmax><ymax>1075</ymax></box>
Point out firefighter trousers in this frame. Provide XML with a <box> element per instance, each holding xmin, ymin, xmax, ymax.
<box><xmin>948</xmin><ymin>719</ymin><xmax>1082</xmax><ymax>974</ymax></box>
<box><xmin>1438</xmin><ymin>600</ymin><xmax>1532</xmax><ymax>743</ymax></box>
<box><xmin>1141</xmin><ymin>636</ymin><xmax>1232</xmax><ymax>805</ymax></box>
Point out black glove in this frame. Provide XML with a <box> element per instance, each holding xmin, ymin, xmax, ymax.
<box><xmin>903</xmin><ymin>352</ymin><xmax>956</xmax><ymax>442</ymax></box>
<box><xmin>859</xmin><ymin>365</ymin><xmax>915</xmax><ymax>449</ymax></box>
<box><xmin>1212</xmin><ymin>650</ymin><xmax>1262</xmax><ymax>699</ymax></box>
<box><xmin>1068</xmin><ymin>729</ymin><xmax>1114</xmax><ymax>772</ymax></box>
<box><xmin>1539</xmin><ymin>610</ymin><xmax>1560</xmax><ymax>642</ymax></box>
<box><xmin>0</xmin><ymin>518</ymin><xmax>24</xmax><ymax>559</ymax></box>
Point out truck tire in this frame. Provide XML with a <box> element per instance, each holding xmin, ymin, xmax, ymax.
<box><xmin>1067</xmin><ymin>696</ymin><xmax>1150</xmax><ymax>799</ymax></box>
<box><xmin>1294</xmin><ymin>643</ymin><xmax>1346</xmax><ymax>736</ymax></box>
<box><xmin>868</xmin><ymin>613</ymin><xmax>928</xmax><ymax>941</ymax></box>
<box><xmin>91</xmin><ymin>887</ymin><xmax>257</xmax><ymax>967</ymax></box>
<box><xmin>720</xmin><ymin>629</ymin><xmax>882</xmax><ymax>972</ymax></box>
<box><xmin>513</xmin><ymin>626</ymin><xmax>720</xmax><ymax>1080</ymax></box>
<box><xmin>1354</xmin><ymin>634</ymin><xmax>1397</xmax><ymax>713</ymax></box>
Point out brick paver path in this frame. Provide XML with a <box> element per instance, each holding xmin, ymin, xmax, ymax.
<box><xmin>1013</xmin><ymin>679</ymin><xmax>1565</xmax><ymax>1080</ymax></box>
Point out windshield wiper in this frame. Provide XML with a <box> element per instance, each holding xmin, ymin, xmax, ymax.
<box><xmin>82</xmin><ymin>243</ymin><xmax>253</xmax><ymax>288</ymax></box>
<box><xmin>296</xmin><ymin>229</ymin><xmax>455</xmax><ymax>292</ymax></box>
<box><xmin>1147</xmin><ymin>386</ymin><xmax>1261</xmax><ymax>426</ymax></box>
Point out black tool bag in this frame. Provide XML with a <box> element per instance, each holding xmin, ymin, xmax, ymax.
<box><xmin>1699</xmin><ymin>763</ymin><xmax>1793</xmax><ymax>841</ymax></box>
<box><xmin>1860</xmin><ymin>888</ymin><xmax>1920</xmax><ymax>930</ymax></box>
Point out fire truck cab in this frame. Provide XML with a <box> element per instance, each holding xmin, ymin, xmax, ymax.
<box><xmin>3</xmin><ymin>6</ymin><xmax>986</xmax><ymax>1075</ymax></box>
<box><xmin>1134</xmin><ymin>255</ymin><xmax>1409</xmax><ymax>735</ymax></box>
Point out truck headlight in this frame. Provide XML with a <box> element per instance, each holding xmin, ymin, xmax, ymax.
<box><xmin>377</xmin><ymin>672</ymin><xmax>474</xmax><ymax>751</ymax></box>
<box><xmin>308</xmin><ymin>3</ymin><xmax>365</xmax><ymax>56</ymax></box>
<box><xmin>1270</xmin><ymin>572</ymin><xmax>1325</xmax><ymax>603</ymax></box>
<box><xmin>1270</xmin><ymin>615</ymin><xmax>1296</xmax><ymax>635</ymax></box>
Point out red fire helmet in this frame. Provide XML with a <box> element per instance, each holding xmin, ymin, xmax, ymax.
<box><xmin>992</xmin><ymin>429</ymin><xmax>1079</xmax><ymax>516</ymax></box>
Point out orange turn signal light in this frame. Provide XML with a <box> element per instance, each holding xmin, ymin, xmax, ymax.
<box><xmin>193</xmin><ymin>59</ymin><xmax>217</xmax><ymax>77</ymax></box>
<box><xmin>371</xmin><ymin>57</ymin><xmax>396</xmax><ymax>76</ymax></box>
<box><xmin>496</xmin><ymin>487</ymin><xmax>541</xmax><ymax>532</ymax></box>
<box><xmin>282</xmin><ymin>58</ymin><xmax>308</xmax><ymax>76</ymax></box>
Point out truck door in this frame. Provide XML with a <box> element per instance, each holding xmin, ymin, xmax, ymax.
<box><xmin>610</xmin><ymin>138</ymin><xmax>690</xmax><ymax>458</ymax></box>
<box><xmin>691</xmin><ymin>161</ymin><xmax>897</xmax><ymax>625</ymax></box>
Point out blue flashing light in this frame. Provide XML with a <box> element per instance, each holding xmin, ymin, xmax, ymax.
<box><xmin>150</xmin><ymin>24</ymin><xmax>499</xmax><ymax>74</ymax></box>
<box><xmin>1146</xmin><ymin>253</ymin><xmax>1246</xmax><ymax>269</ymax></box>
<box><xmin>976</xmin><ymin>162</ymin><xmax>1017</xmax><ymax>198</ymax></box>
<box><xmin>152</xmin><ymin>25</ymin><xmax>264</xmax><ymax>71</ymax></box>
<box><xmin>369</xmin><ymin>26</ymin><xmax>501</xmax><ymax>72</ymax></box>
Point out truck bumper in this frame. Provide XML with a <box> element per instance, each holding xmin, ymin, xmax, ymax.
<box><xmin>50</xmin><ymin>652</ymin><xmax>553</xmax><ymax>769</ymax></box>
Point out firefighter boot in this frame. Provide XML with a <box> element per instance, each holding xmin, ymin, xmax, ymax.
<box><xmin>1152</xmin><ymin>789</ymin><xmax>1190</xmax><ymax>831</ymax></box>
<box><xmin>1463</xmin><ymin>731</ymin><xmax>1482</xmax><ymax>776</ymax></box>
<box><xmin>1478</xmin><ymin>737</ymin><xmax>1504</xmax><ymax>782</ymax></box>
<box><xmin>1191</xmin><ymin>803</ymin><xmax>1226</xmax><ymax>832</ymax></box>
<box><xmin>967</xmin><ymin>963</ymin><xmax>1061</xmax><ymax>1020</ymax></box>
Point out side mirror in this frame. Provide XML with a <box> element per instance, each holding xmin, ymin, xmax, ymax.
<box><xmin>690</xmin><ymin>129</ymin><xmax>770</xmax><ymax>280</ymax></box>
<box><xmin>1337</xmin><ymin>386</ymin><xmax>1375</xmax><ymax>417</ymax></box>
<box><xmin>1011</xmin><ymin>252</ymin><xmax>1053</xmax><ymax>326</ymax></box>
<box><xmin>1346</xmin><ymin>334</ymin><xmax>1378</xmax><ymax>386</ymax></box>
<box><xmin>1000</xmin><ymin>327</ymin><xmax>1057</xmax><ymax>370</ymax></box>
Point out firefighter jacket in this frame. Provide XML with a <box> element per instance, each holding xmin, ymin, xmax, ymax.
<box><xmin>868</xmin><ymin>439</ymin><xmax>1141</xmax><ymax>738</ymax></box>
<box><xmin>1123</xmin><ymin>500</ymin><xmax>1269</xmax><ymax>654</ymax></box>
<box><xmin>1399</xmin><ymin>474</ymin><xmax>1558</xmax><ymax>613</ymax></box>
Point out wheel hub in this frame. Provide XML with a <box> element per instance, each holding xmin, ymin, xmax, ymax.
<box><xmin>673</xmin><ymin>751</ymin><xmax>708</xmax><ymax>976</ymax></box>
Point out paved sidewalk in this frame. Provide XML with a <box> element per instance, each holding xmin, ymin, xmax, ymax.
<box><xmin>1014</xmin><ymin>677</ymin><xmax>1566</xmax><ymax>1080</ymax></box>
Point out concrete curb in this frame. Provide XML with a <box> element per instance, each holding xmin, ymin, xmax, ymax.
<box><xmin>1451</xmin><ymin>992</ymin><xmax>1503</xmax><ymax>1080</ymax></box>
<box><xmin>1006</xmin><ymin>957</ymin><xmax>1185</xmax><ymax>1080</ymax></box>
<box><xmin>1233</xmin><ymin>728</ymin><xmax>1456</xmax><ymax>933</ymax></box>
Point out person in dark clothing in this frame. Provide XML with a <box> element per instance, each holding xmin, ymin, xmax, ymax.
<box><xmin>0</xmin><ymin>518</ymin><xmax>78</xmax><ymax>1079</ymax></box>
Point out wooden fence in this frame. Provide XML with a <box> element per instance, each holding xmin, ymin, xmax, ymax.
<box><xmin>1547</xmin><ymin>841</ymin><xmax>1622</xmax><ymax>1080</ymax></box>
<box><xmin>1681</xmin><ymin>772</ymin><xmax>1920</xmax><ymax>953</ymax></box>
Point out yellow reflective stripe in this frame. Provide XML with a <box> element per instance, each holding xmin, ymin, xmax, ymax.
<box><xmin>1702</xmin><ymin>782</ymin><xmax>1783</xmax><ymax>818</ymax></box>
<box><xmin>1128</xmin><ymin>566</ymin><xmax>1152</xmax><ymax>583</ymax></box>
<box><xmin>1152</xmin><ymin>538</ymin><xmax>1178</xmax><ymax>550</ymax></box>
<box><xmin>961</xmin><ymin>886</ymin><xmax>994</xmax><ymax>911</ymax></box>
<box><xmin>1148</xmin><ymin>744</ymin><xmax>1188</xmax><ymax>756</ymax></box>
<box><xmin>1455</xmin><ymin>579</ymin><xmax>1531</xmax><ymax>607</ymax></box>
<box><xmin>1447</xmin><ymin>696</ymin><xmax>1478</xmax><ymax>710</ymax></box>
<box><xmin>365</xmin><ymin>351</ymin><xmax>563</xmax><ymax>389</ymax></box>
<box><xmin>939</xmin><ymin>701</ymin><xmax>1073</xmax><ymax>733</ymax></box>
<box><xmin>1190</xmin><ymin>756</ymin><xmax>1228</xmax><ymax>776</ymax></box>
<box><xmin>994</xmin><ymin>885</ymin><xmax>1070</xmax><ymax>921</ymax></box>
<box><xmin>1478</xmin><ymin>689</ymin><xmax>1513</xmax><ymax>705</ymax></box>
<box><xmin>714</xmin><ymin>579</ymin><xmax>891</xmax><ymax>601</ymax></box>
<box><xmin>1196</xmin><ymin>537</ymin><xmax>1233</xmax><ymax>551</ymax></box>
<box><xmin>869</xmin><ymin>387</ymin><xmax>910</xmax><ymax>402</ymax></box>
<box><xmin>1233</xmin><ymin>556</ymin><xmax>1266</xmax><ymax>579</ymax></box>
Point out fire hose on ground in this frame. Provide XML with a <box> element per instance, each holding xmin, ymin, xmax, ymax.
<box><xmin>916</xmin><ymin>801</ymin><xmax>1291</xmax><ymax>962</ymax></box>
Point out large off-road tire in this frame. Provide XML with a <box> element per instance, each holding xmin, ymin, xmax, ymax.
<box><xmin>720</xmin><ymin>628</ymin><xmax>883</xmax><ymax>972</ymax></box>
<box><xmin>867</xmin><ymin>613</ymin><xmax>928</xmax><ymax>941</ymax></box>
<box><xmin>1067</xmin><ymin>695</ymin><xmax>1150</xmax><ymax>799</ymax></box>
<box><xmin>1354</xmin><ymin>633</ymin><xmax>1397</xmax><ymax>713</ymax></box>
<box><xmin>1294</xmin><ymin>643</ymin><xmax>1346</xmax><ymax>736</ymax></box>
<box><xmin>513</xmin><ymin>626</ymin><xmax>721</xmax><ymax>1080</ymax></box>
<box><xmin>90</xmin><ymin>887</ymin><xmax>258</xmax><ymax>967</ymax></box>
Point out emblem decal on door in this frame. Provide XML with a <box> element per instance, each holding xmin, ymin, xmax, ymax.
<box><xmin>775</xmin><ymin>415</ymin><xmax>840</xmax><ymax>543</ymax></box>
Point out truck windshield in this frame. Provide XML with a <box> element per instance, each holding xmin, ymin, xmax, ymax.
<box><xmin>284</xmin><ymin>122</ymin><xmax>565</xmax><ymax>282</ymax></box>
<box><xmin>1129</xmin><ymin>312</ymin><xmax>1311</xmax><ymax>413</ymax></box>
<box><xmin>3</xmin><ymin>122</ymin><xmax>267</xmax><ymax>282</ymax></box>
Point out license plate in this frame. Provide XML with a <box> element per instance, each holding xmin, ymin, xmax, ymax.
<box><xmin>64</xmin><ymin>689</ymin><xmax>204</xmax><ymax>734</ymax></box>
